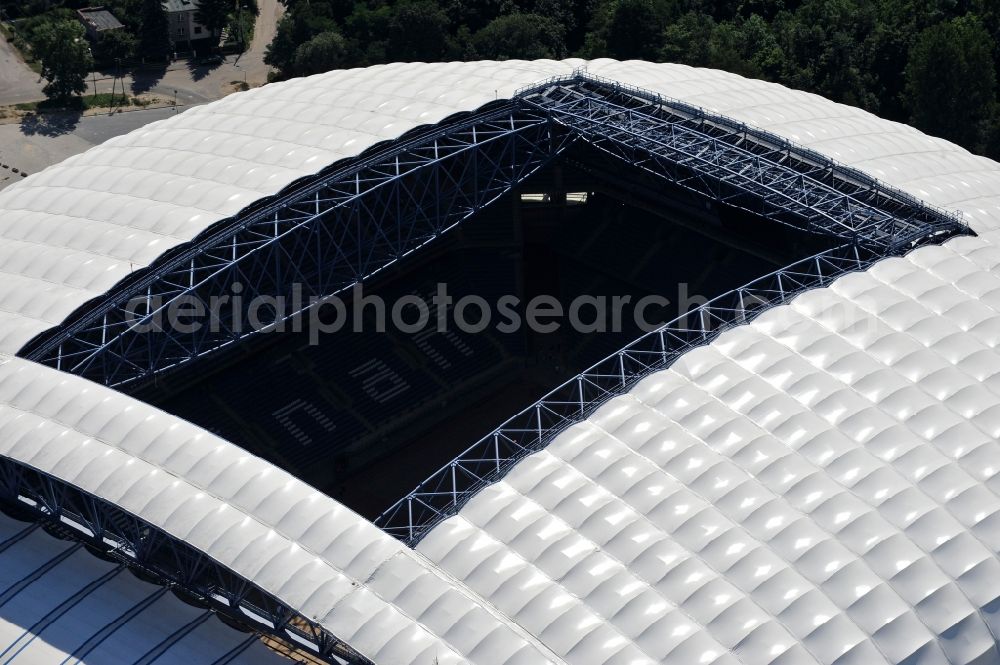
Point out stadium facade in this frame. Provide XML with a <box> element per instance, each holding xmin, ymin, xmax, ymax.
<box><xmin>0</xmin><ymin>59</ymin><xmax>999</xmax><ymax>664</ymax></box>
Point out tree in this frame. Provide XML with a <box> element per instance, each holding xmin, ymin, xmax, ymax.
<box><xmin>774</xmin><ymin>0</ymin><xmax>878</xmax><ymax>111</ymax></box>
<box><xmin>661</xmin><ymin>12</ymin><xmax>715</xmax><ymax>65</ymax></box>
<box><xmin>196</xmin><ymin>0</ymin><xmax>232</xmax><ymax>36</ymax></box>
<box><xmin>32</xmin><ymin>19</ymin><xmax>93</xmax><ymax>101</ymax></box>
<box><xmin>343</xmin><ymin>3</ymin><xmax>393</xmax><ymax>64</ymax></box>
<box><xmin>441</xmin><ymin>0</ymin><xmax>506</xmax><ymax>34</ymax></box>
<box><xmin>471</xmin><ymin>13</ymin><xmax>567</xmax><ymax>60</ymax></box>
<box><xmin>385</xmin><ymin>2</ymin><xmax>451</xmax><ymax>61</ymax></box>
<box><xmin>531</xmin><ymin>0</ymin><xmax>589</xmax><ymax>50</ymax></box>
<box><xmin>605</xmin><ymin>0</ymin><xmax>676</xmax><ymax>61</ymax></box>
<box><xmin>95</xmin><ymin>29</ymin><xmax>138</xmax><ymax>63</ymax></box>
<box><xmin>139</xmin><ymin>0</ymin><xmax>171</xmax><ymax>59</ymax></box>
<box><xmin>905</xmin><ymin>15</ymin><xmax>996</xmax><ymax>150</ymax></box>
<box><xmin>293</xmin><ymin>30</ymin><xmax>347</xmax><ymax>74</ymax></box>
<box><xmin>704</xmin><ymin>20</ymin><xmax>760</xmax><ymax>77</ymax></box>
<box><xmin>254</xmin><ymin>0</ymin><xmax>1000</xmax><ymax>161</ymax></box>
<box><xmin>736</xmin><ymin>14</ymin><xmax>785</xmax><ymax>78</ymax></box>
<box><xmin>264</xmin><ymin>15</ymin><xmax>300</xmax><ymax>71</ymax></box>
<box><xmin>265</xmin><ymin>3</ymin><xmax>339</xmax><ymax>73</ymax></box>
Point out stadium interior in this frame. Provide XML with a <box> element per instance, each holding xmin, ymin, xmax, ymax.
<box><xmin>130</xmin><ymin>140</ymin><xmax>838</xmax><ymax>518</ymax></box>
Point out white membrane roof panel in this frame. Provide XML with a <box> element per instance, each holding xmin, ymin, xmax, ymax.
<box><xmin>416</xmin><ymin>60</ymin><xmax>1000</xmax><ymax>665</ymax></box>
<box><xmin>419</xmin><ymin>231</ymin><xmax>1000</xmax><ymax>665</ymax></box>
<box><xmin>0</xmin><ymin>60</ymin><xmax>580</xmax><ymax>354</ymax></box>
<box><xmin>0</xmin><ymin>352</ymin><xmax>559</xmax><ymax>664</ymax></box>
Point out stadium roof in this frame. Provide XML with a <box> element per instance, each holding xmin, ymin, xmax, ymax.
<box><xmin>0</xmin><ymin>59</ymin><xmax>999</xmax><ymax>664</ymax></box>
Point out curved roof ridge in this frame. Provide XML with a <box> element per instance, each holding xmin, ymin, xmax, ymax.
<box><xmin>0</xmin><ymin>350</ymin><xmax>562</xmax><ymax>665</ymax></box>
<box><xmin>0</xmin><ymin>60</ymin><xmax>581</xmax><ymax>355</ymax></box>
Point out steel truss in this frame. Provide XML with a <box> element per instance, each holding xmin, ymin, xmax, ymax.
<box><xmin>375</xmin><ymin>242</ymin><xmax>903</xmax><ymax>544</ymax></box>
<box><xmin>0</xmin><ymin>456</ymin><xmax>371</xmax><ymax>665</ymax></box>
<box><xmin>22</xmin><ymin>105</ymin><xmax>571</xmax><ymax>387</ymax></box>
<box><xmin>517</xmin><ymin>74</ymin><xmax>963</xmax><ymax>251</ymax></box>
<box><xmin>21</xmin><ymin>72</ymin><xmax>966</xmax><ymax>388</ymax></box>
<box><xmin>374</xmin><ymin>75</ymin><xmax>968</xmax><ymax>544</ymax></box>
<box><xmin>0</xmin><ymin>72</ymin><xmax>973</xmax><ymax>658</ymax></box>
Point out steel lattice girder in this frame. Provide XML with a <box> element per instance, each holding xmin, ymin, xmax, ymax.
<box><xmin>373</xmin><ymin>75</ymin><xmax>967</xmax><ymax>545</ymax></box>
<box><xmin>0</xmin><ymin>456</ymin><xmax>371</xmax><ymax>665</ymax></box>
<box><xmin>20</xmin><ymin>73</ymin><xmax>966</xmax><ymax>389</ymax></box>
<box><xmin>22</xmin><ymin>105</ymin><xmax>572</xmax><ymax>387</ymax></box>
<box><xmin>374</xmin><ymin>242</ymin><xmax>900</xmax><ymax>545</ymax></box>
<box><xmin>516</xmin><ymin>75</ymin><xmax>963</xmax><ymax>250</ymax></box>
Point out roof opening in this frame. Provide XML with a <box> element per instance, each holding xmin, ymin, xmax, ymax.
<box><xmin>134</xmin><ymin>140</ymin><xmax>839</xmax><ymax>518</ymax></box>
<box><xmin>20</xmin><ymin>73</ymin><xmax>967</xmax><ymax>538</ymax></box>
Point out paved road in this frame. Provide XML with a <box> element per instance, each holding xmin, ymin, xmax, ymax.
<box><xmin>153</xmin><ymin>0</ymin><xmax>283</xmax><ymax>98</ymax></box>
<box><xmin>240</xmin><ymin>0</ymin><xmax>282</xmax><ymax>86</ymax></box>
<box><xmin>0</xmin><ymin>0</ymin><xmax>283</xmax><ymax>191</ymax></box>
<box><xmin>0</xmin><ymin>106</ymin><xmax>180</xmax><ymax>191</ymax></box>
<box><xmin>0</xmin><ymin>30</ymin><xmax>43</xmax><ymax>104</ymax></box>
<box><xmin>3</xmin><ymin>0</ymin><xmax>281</xmax><ymax>107</ymax></box>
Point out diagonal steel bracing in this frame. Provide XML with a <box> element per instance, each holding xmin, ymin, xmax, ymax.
<box><xmin>20</xmin><ymin>72</ymin><xmax>965</xmax><ymax>389</ymax></box>
<box><xmin>374</xmin><ymin>77</ymin><xmax>970</xmax><ymax>545</ymax></box>
<box><xmin>374</xmin><ymin>74</ymin><xmax>972</xmax><ymax>547</ymax></box>
<box><xmin>22</xmin><ymin>105</ymin><xmax>570</xmax><ymax>386</ymax></box>
<box><xmin>517</xmin><ymin>74</ymin><xmax>963</xmax><ymax>250</ymax></box>
<box><xmin>374</xmin><ymin>242</ymin><xmax>912</xmax><ymax>544</ymax></box>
